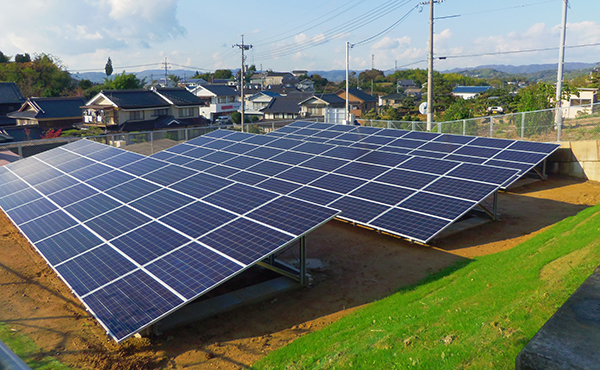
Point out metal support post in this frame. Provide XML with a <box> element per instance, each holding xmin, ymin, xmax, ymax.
<box><xmin>150</xmin><ymin>132</ymin><xmax>154</xmax><ymax>154</ymax></box>
<box><xmin>489</xmin><ymin>117</ymin><xmax>494</xmax><ymax>138</ymax></box>
<box><xmin>299</xmin><ymin>236</ymin><xmax>307</xmax><ymax>286</ymax></box>
<box><xmin>17</xmin><ymin>143</ymin><xmax>23</xmax><ymax>159</ymax></box>
<box><xmin>521</xmin><ymin>112</ymin><xmax>525</xmax><ymax>139</ymax></box>
<box><xmin>412</xmin><ymin>122</ymin><xmax>416</xmax><ymax>131</ymax></box>
<box><xmin>492</xmin><ymin>191</ymin><xmax>498</xmax><ymax>221</ymax></box>
<box><xmin>437</xmin><ymin>122</ymin><xmax>441</xmax><ymax>133</ymax></box>
<box><xmin>463</xmin><ymin>119</ymin><xmax>466</xmax><ymax>135</ymax></box>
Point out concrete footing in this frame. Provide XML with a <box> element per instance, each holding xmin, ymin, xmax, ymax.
<box><xmin>516</xmin><ymin>266</ymin><xmax>600</xmax><ymax>369</ymax></box>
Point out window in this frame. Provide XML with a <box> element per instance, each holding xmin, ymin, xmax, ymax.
<box><xmin>179</xmin><ymin>107</ymin><xmax>194</xmax><ymax>117</ymax></box>
<box><xmin>153</xmin><ymin>108</ymin><xmax>168</xmax><ymax>116</ymax></box>
<box><xmin>130</xmin><ymin>111</ymin><xmax>143</xmax><ymax>120</ymax></box>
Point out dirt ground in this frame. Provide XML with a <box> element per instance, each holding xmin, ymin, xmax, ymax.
<box><xmin>1</xmin><ymin>176</ymin><xmax>600</xmax><ymax>369</ymax></box>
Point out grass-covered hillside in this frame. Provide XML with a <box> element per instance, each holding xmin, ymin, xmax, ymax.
<box><xmin>254</xmin><ymin>203</ymin><xmax>600</xmax><ymax>369</ymax></box>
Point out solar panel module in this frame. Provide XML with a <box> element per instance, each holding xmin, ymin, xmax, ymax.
<box><xmin>0</xmin><ymin>139</ymin><xmax>339</xmax><ymax>342</ymax></box>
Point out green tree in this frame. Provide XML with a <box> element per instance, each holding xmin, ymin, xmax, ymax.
<box><xmin>213</xmin><ymin>69</ymin><xmax>233</xmax><ymax>80</ymax></box>
<box><xmin>244</xmin><ymin>65</ymin><xmax>257</xmax><ymax>82</ymax></box>
<box><xmin>443</xmin><ymin>98</ymin><xmax>474</xmax><ymax>121</ymax></box>
<box><xmin>191</xmin><ymin>71</ymin><xmax>211</xmax><ymax>81</ymax></box>
<box><xmin>105</xmin><ymin>57</ymin><xmax>113</xmax><ymax>77</ymax></box>
<box><xmin>0</xmin><ymin>51</ymin><xmax>9</xmax><ymax>63</ymax></box>
<box><xmin>104</xmin><ymin>71</ymin><xmax>145</xmax><ymax>90</ymax></box>
<box><xmin>14</xmin><ymin>53</ymin><xmax>31</xmax><ymax>63</ymax></box>
<box><xmin>168</xmin><ymin>74</ymin><xmax>181</xmax><ymax>84</ymax></box>
<box><xmin>78</xmin><ymin>79</ymin><xmax>93</xmax><ymax>90</ymax></box>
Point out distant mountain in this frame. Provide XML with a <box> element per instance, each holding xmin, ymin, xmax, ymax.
<box><xmin>74</xmin><ymin>69</ymin><xmax>197</xmax><ymax>83</ymax></box>
<box><xmin>444</xmin><ymin>62</ymin><xmax>597</xmax><ymax>74</ymax></box>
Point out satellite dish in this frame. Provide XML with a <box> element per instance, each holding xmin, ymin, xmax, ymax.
<box><xmin>419</xmin><ymin>102</ymin><xmax>427</xmax><ymax>115</ymax></box>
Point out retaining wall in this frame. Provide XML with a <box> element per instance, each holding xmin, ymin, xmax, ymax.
<box><xmin>548</xmin><ymin>140</ymin><xmax>600</xmax><ymax>182</ymax></box>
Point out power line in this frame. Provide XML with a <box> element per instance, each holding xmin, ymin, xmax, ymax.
<box><xmin>439</xmin><ymin>42</ymin><xmax>600</xmax><ymax>59</ymax></box>
<box><xmin>354</xmin><ymin>4</ymin><xmax>419</xmax><ymax>47</ymax></box>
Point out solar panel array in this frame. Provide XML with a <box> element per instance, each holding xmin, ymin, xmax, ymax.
<box><xmin>157</xmin><ymin>127</ymin><xmax>521</xmax><ymax>244</ymax></box>
<box><xmin>0</xmin><ymin>139</ymin><xmax>339</xmax><ymax>342</ymax></box>
<box><xmin>267</xmin><ymin>121</ymin><xmax>560</xmax><ymax>188</ymax></box>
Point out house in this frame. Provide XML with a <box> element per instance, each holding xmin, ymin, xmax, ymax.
<box><xmin>264</xmin><ymin>72</ymin><xmax>299</xmax><ymax>87</ymax></box>
<box><xmin>299</xmin><ymin>94</ymin><xmax>345</xmax><ymax>117</ymax></box>
<box><xmin>245</xmin><ymin>91</ymin><xmax>281</xmax><ymax>113</ymax></box>
<box><xmin>292</xmin><ymin>70</ymin><xmax>308</xmax><ymax>77</ymax></box>
<box><xmin>297</xmin><ymin>79</ymin><xmax>315</xmax><ymax>92</ymax></box>
<box><xmin>404</xmin><ymin>87</ymin><xmax>422</xmax><ymax>99</ymax></box>
<box><xmin>0</xmin><ymin>82</ymin><xmax>26</xmax><ymax>126</ymax></box>
<box><xmin>188</xmin><ymin>84</ymin><xmax>240</xmax><ymax>122</ymax></box>
<box><xmin>83</xmin><ymin>88</ymin><xmax>206</xmax><ymax>131</ymax></box>
<box><xmin>179</xmin><ymin>78</ymin><xmax>208</xmax><ymax>89</ymax></box>
<box><xmin>335</xmin><ymin>88</ymin><xmax>377</xmax><ymax>117</ymax></box>
<box><xmin>562</xmin><ymin>88</ymin><xmax>598</xmax><ymax>119</ymax></box>
<box><xmin>379</xmin><ymin>92</ymin><xmax>407</xmax><ymax>108</ymax></box>
<box><xmin>9</xmin><ymin>97</ymin><xmax>85</xmax><ymax>129</ymax></box>
<box><xmin>452</xmin><ymin>86</ymin><xmax>492</xmax><ymax>99</ymax></box>
<box><xmin>261</xmin><ymin>96</ymin><xmax>305</xmax><ymax>120</ymax></box>
<box><xmin>397</xmin><ymin>79</ymin><xmax>417</xmax><ymax>89</ymax></box>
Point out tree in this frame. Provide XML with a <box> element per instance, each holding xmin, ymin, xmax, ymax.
<box><xmin>213</xmin><ymin>69</ymin><xmax>233</xmax><ymax>80</ymax></box>
<box><xmin>104</xmin><ymin>71</ymin><xmax>145</xmax><ymax>90</ymax></box>
<box><xmin>14</xmin><ymin>53</ymin><xmax>31</xmax><ymax>63</ymax></box>
<box><xmin>78</xmin><ymin>79</ymin><xmax>93</xmax><ymax>90</ymax></box>
<box><xmin>168</xmin><ymin>74</ymin><xmax>181</xmax><ymax>84</ymax></box>
<box><xmin>105</xmin><ymin>57</ymin><xmax>113</xmax><ymax>77</ymax></box>
<box><xmin>0</xmin><ymin>51</ymin><xmax>9</xmax><ymax>63</ymax></box>
<box><xmin>41</xmin><ymin>129</ymin><xmax>62</xmax><ymax>139</ymax></box>
<box><xmin>443</xmin><ymin>98</ymin><xmax>474</xmax><ymax>121</ymax></box>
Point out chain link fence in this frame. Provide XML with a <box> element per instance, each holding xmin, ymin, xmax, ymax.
<box><xmin>357</xmin><ymin>102</ymin><xmax>600</xmax><ymax>142</ymax></box>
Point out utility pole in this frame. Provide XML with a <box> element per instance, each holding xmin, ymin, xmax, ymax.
<box><xmin>161</xmin><ymin>57</ymin><xmax>171</xmax><ymax>87</ymax></box>
<box><xmin>555</xmin><ymin>0</ymin><xmax>568</xmax><ymax>141</ymax></box>
<box><xmin>234</xmin><ymin>35</ymin><xmax>252</xmax><ymax>132</ymax></box>
<box><xmin>345</xmin><ymin>41</ymin><xmax>352</xmax><ymax>124</ymax></box>
<box><xmin>371</xmin><ymin>54</ymin><xmax>374</xmax><ymax>70</ymax></box>
<box><xmin>421</xmin><ymin>0</ymin><xmax>444</xmax><ymax>131</ymax></box>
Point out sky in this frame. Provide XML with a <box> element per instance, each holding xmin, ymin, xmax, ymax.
<box><xmin>0</xmin><ymin>0</ymin><xmax>598</xmax><ymax>76</ymax></box>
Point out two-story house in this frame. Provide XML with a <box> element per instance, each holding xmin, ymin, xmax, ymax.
<box><xmin>0</xmin><ymin>82</ymin><xmax>26</xmax><ymax>126</ymax></box>
<box><xmin>189</xmin><ymin>84</ymin><xmax>240</xmax><ymax>122</ymax></box>
<box><xmin>83</xmin><ymin>88</ymin><xmax>206</xmax><ymax>131</ymax></box>
<box><xmin>335</xmin><ymin>88</ymin><xmax>377</xmax><ymax>117</ymax></box>
<box><xmin>299</xmin><ymin>94</ymin><xmax>345</xmax><ymax>117</ymax></box>
<box><xmin>562</xmin><ymin>88</ymin><xmax>598</xmax><ymax>119</ymax></box>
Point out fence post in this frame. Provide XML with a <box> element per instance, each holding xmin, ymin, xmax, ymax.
<box><xmin>437</xmin><ymin>122</ymin><xmax>442</xmax><ymax>133</ymax></box>
<box><xmin>521</xmin><ymin>112</ymin><xmax>525</xmax><ymax>139</ymax></box>
<box><xmin>463</xmin><ymin>119</ymin><xmax>466</xmax><ymax>136</ymax></box>
<box><xmin>387</xmin><ymin>121</ymin><xmax>391</xmax><ymax>129</ymax></box>
<box><xmin>150</xmin><ymin>131</ymin><xmax>154</xmax><ymax>154</ymax></box>
<box><xmin>489</xmin><ymin>117</ymin><xmax>494</xmax><ymax>138</ymax></box>
<box><xmin>272</xmin><ymin>121</ymin><xmax>275</xmax><ymax>132</ymax></box>
<box><xmin>412</xmin><ymin>122</ymin><xmax>416</xmax><ymax>131</ymax></box>
<box><xmin>17</xmin><ymin>143</ymin><xmax>23</xmax><ymax>159</ymax></box>
<box><xmin>557</xmin><ymin>107</ymin><xmax>562</xmax><ymax>142</ymax></box>
<box><xmin>185</xmin><ymin>128</ymin><xmax>189</xmax><ymax>141</ymax></box>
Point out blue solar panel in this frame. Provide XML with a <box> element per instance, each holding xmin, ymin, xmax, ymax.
<box><xmin>159</xmin><ymin>201</ymin><xmax>237</xmax><ymax>239</ymax></box>
<box><xmin>387</xmin><ymin>138</ymin><xmax>424</xmax><ymax>149</ymax></box>
<box><xmin>275</xmin><ymin>167</ymin><xmax>326</xmax><ymax>184</ymax></box>
<box><xmin>55</xmin><ymin>244</ymin><xmax>137</xmax><ymax>296</ymax></box>
<box><xmin>329</xmin><ymin>196</ymin><xmax>390</xmax><ymax>223</ymax></box>
<box><xmin>446</xmin><ymin>163</ymin><xmax>517</xmax><ymax>186</ymax></box>
<box><xmin>373</xmin><ymin>168</ymin><xmax>438</xmax><ymax>190</ymax></box>
<box><xmin>204</xmin><ymin>130</ymin><xmax>235</xmax><ymax>138</ymax></box>
<box><xmin>222</xmin><ymin>142</ymin><xmax>258</xmax><ymax>154</ymax></box>
<box><xmin>146</xmin><ymin>243</ymin><xmax>243</xmax><ymax>300</ymax></box>
<box><xmin>245</xmin><ymin>146</ymin><xmax>284</xmax><ymax>159</ymax></box>
<box><xmin>333</xmin><ymin>162</ymin><xmax>389</xmax><ymax>180</ymax></box>
<box><xmin>256</xmin><ymin>178</ymin><xmax>302</xmax><ymax>194</ymax></box>
<box><xmin>247</xmin><ymin>161</ymin><xmax>292</xmax><ymax>177</ymax></box>
<box><xmin>101</xmin><ymin>152</ymin><xmax>145</xmax><ymax>168</ymax></box>
<box><xmin>70</xmin><ymin>163</ymin><xmax>112</xmax><ymax>181</ymax></box>
<box><xmin>356</xmin><ymin>151</ymin><xmax>409</xmax><ymax>167</ymax></box>
<box><xmin>165</xmin><ymin>143</ymin><xmax>196</xmax><ymax>154</ymax></box>
<box><xmin>407</xmin><ymin>149</ymin><xmax>448</xmax><ymax>159</ymax></box>
<box><xmin>203</xmin><ymin>183</ymin><xmax>278</xmax><ymax>214</ymax></box>
<box><xmin>169</xmin><ymin>173</ymin><xmax>232</xmax><ymax>199</ymax></box>
<box><xmin>291</xmin><ymin>142</ymin><xmax>336</xmax><ymax>155</ymax></box>
<box><xmin>84</xmin><ymin>206</ymin><xmax>151</xmax><ymax>241</ymax></box>
<box><xmin>165</xmin><ymin>155</ymin><xmax>196</xmax><ymax>166</ymax></box>
<box><xmin>403</xmin><ymin>131</ymin><xmax>440</xmax><ymax>141</ymax></box>
<box><xmin>35</xmin><ymin>225</ymin><xmax>103</xmax><ymax>265</ymax></box>
<box><xmin>309</xmin><ymin>173</ymin><xmax>366</xmax><ymax>194</ymax></box>
<box><xmin>34</xmin><ymin>175</ymin><xmax>79</xmax><ymax>196</ymax></box>
<box><xmin>373</xmin><ymin>128</ymin><xmax>409</xmax><ymax>137</ymax></box>
<box><xmin>111</xmin><ymin>222</ymin><xmax>190</xmax><ymax>265</ymax></box>
<box><xmin>492</xmin><ymin>150</ymin><xmax>546</xmax><ymax>164</ymax></box>
<box><xmin>83</xmin><ymin>270</ymin><xmax>182</xmax><ymax>342</ymax></box>
<box><xmin>203</xmin><ymin>139</ymin><xmax>235</xmax><ymax>150</ymax></box>
<box><xmin>64</xmin><ymin>194</ymin><xmax>121</xmax><ymax>222</ymax></box>
<box><xmin>418</xmin><ymin>142</ymin><xmax>461</xmax><ymax>153</ymax></box>
<box><xmin>85</xmin><ymin>170</ymin><xmax>135</xmax><ymax>191</ymax></box>
<box><xmin>270</xmin><ymin>151</ymin><xmax>313</xmax><ymax>165</ymax></box>
<box><xmin>507</xmin><ymin>140</ymin><xmax>558</xmax><ymax>154</ymax></box>
<box><xmin>444</xmin><ymin>154</ymin><xmax>487</xmax><ymax>164</ymax></box>
<box><xmin>247</xmin><ymin>197</ymin><xmax>338</xmax><ymax>235</ymax></box>
<box><xmin>120</xmin><ymin>158</ymin><xmax>168</xmax><ymax>176</ymax></box>
<box><xmin>399</xmin><ymin>192</ymin><xmax>474</xmax><ymax>220</ymax></box>
<box><xmin>199</xmin><ymin>218</ymin><xmax>294</xmax><ymax>265</ymax></box>
<box><xmin>204</xmin><ymin>165</ymin><xmax>240</xmax><ymax>178</ymax></box>
<box><xmin>19</xmin><ymin>210</ymin><xmax>78</xmax><ymax>243</ymax></box>
<box><xmin>470</xmin><ymin>137</ymin><xmax>513</xmax><ymax>149</ymax></box>
<box><xmin>241</xmin><ymin>135</ymin><xmax>279</xmax><ymax>145</ymax></box>
<box><xmin>434</xmin><ymin>134</ymin><xmax>475</xmax><ymax>144</ymax></box>
<box><xmin>360</xmin><ymin>135</ymin><xmax>396</xmax><ymax>145</ymax></box>
<box><xmin>0</xmin><ymin>188</ymin><xmax>41</xmax><ymax>210</ymax></box>
<box><xmin>129</xmin><ymin>189</ymin><xmax>193</xmax><ymax>219</ymax></box>
<box><xmin>370</xmin><ymin>208</ymin><xmax>450</xmax><ymax>242</ymax></box>
<box><xmin>228</xmin><ymin>171</ymin><xmax>269</xmax><ymax>185</ymax></box>
<box><xmin>22</xmin><ymin>167</ymin><xmax>64</xmax><ymax>186</ymax></box>
<box><xmin>398</xmin><ymin>157</ymin><xmax>459</xmax><ymax>175</ymax></box>
<box><xmin>201</xmin><ymin>151</ymin><xmax>238</xmax><ymax>164</ymax></box>
<box><xmin>183</xmin><ymin>159</ymin><xmax>215</xmax><ymax>172</ymax></box>
<box><xmin>142</xmin><ymin>165</ymin><xmax>196</xmax><ymax>186</ymax></box>
<box><xmin>49</xmin><ymin>184</ymin><xmax>97</xmax><ymax>207</ymax></box>
<box><xmin>301</xmin><ymin>156</ymin><xmax>349</xmax><ymax>172</ymax></box>
<box><xmin>105</xmin><ymin>179</ymin><xmax>161</xmax><ymax>203</ymax></box>
<box><xmin>7</xmin><ymin>197</ymin><xmax>58</xmax><ymax>225</ymax></box>
<box><xmin>289</xmin><ymin>186</ymin><xmax>342</xmax><ymax>206</ymax></box>
<box><xmin>312</xmin><ymin>130</ymin><xmax>343</xmax><ymax>139</ymax></box>
<box><xmin>181</xmin><ymin>146</ymin><xmax>215</xmax><ymax>159</ymax></box>
<box><xmin>424</xmin><ymin>177</ymin><xmax>497</xmax><ymax>201</ymax></box>
<box><xmin>454</xmin><ymin>146</ymin><xmax>500</xmax><ymax>158</ymax></box>
<box><xmin>0</xmin><ymin>179</ymin><xmax>32</xmax><ymax>198</ymax></box>
<box><xmin>349</xmin><ymin>182</ymin><xmax>414</xmax><ymax>206</ymax></box>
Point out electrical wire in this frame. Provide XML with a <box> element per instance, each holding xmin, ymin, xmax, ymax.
<box><xmin>353</xmin><ymin>4</ymin><xmax>419</xmax><ymax>47</ymax></box>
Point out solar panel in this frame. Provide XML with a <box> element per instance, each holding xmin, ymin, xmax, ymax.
<box><xmin>0</xmin><ymin>138</ymin><xmax>339</xmax><ymax>343</ymax></box>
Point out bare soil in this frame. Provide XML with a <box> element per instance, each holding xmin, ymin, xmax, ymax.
<box><xmin>1</xmin><ymin>176</ymin><xmax>599</xmax><ymax>369</ymax></box>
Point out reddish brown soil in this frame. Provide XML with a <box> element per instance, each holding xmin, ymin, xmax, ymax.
<box><xmin>0</xmin><ymin>176</ymin><xmax>599</xmax><ymax>369</ymax></box>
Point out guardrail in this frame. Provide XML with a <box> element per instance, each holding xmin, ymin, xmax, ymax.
<box><xmin>0</xmin><ymin>339</ymin><xmax>31</xmax><ymax>370</ymax></box>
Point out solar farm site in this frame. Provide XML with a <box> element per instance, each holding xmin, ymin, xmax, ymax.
<box><xmin>0</xmin><ymin>121</ymin><xmax>559</xmax><ymax>344</ymax></box>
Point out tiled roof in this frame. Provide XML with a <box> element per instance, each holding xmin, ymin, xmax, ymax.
<box><xmin>10</xmin><ymin>97</ymin><xmax>85</xmax><ymax>119</ymax></box>
<box><xmin>155</xmin><ymin>87</ymin><xmax>204</xmax><ymax>106</ymax></box>
<box><xmin>199</xmin><ymin>84</ymin><xmax>239</xmax><ymax>97</ymax></box>
<box><xmin>0</xmin><ymin>82</ymin><xmax>25</xmax><ymax>105</ymax></box>
<box><xmin>261</xmin><ymin>96</ymin><xmax>304</xmax><ymax>114</ymax></box>
<box><xmin>346</xmin><ymin>88</ymin><xmax>377</xmax><ymax>103</ymax></box>
<box><xmin>100</xmin><ymin>90</ymin><xmax>170</xmax><ymax>109</ymax></box>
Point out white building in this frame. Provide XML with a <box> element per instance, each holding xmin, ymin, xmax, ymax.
<box><xmin>189</xmin><ymin>84</ymin><xmax>240</xmax><ymax>121</ymax></box>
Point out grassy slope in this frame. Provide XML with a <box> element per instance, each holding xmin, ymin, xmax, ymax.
<box><xmin>0</xmin><ymin>323</ymin><xmax>71</xmax><ymax>369</ymax></box>
<box><xmin>254</xmin><ymin>204</ymin><xmax>600</xmax><ymax>369</ymax></box>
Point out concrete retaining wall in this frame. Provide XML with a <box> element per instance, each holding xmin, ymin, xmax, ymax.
<box><xmin>548</xmin><ymin>140</ymin><xmax>600</xmax><ymax>182</ymax></box>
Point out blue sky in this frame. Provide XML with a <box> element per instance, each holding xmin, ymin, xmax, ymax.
<box><xmin>0</xmin><ymin>0</ymin><xmax>598</xmax><ymax>75</ymax></box>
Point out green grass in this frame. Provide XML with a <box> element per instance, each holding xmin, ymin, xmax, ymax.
<box><xmin>254</xmin><ymin>203</ymin><xmax>600</xmax><ymax>369</ymax></box>
<box><xmin>0</xmin><ymin>323</ymin><xmax>71</xmax><ymax>369</ymax></box>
